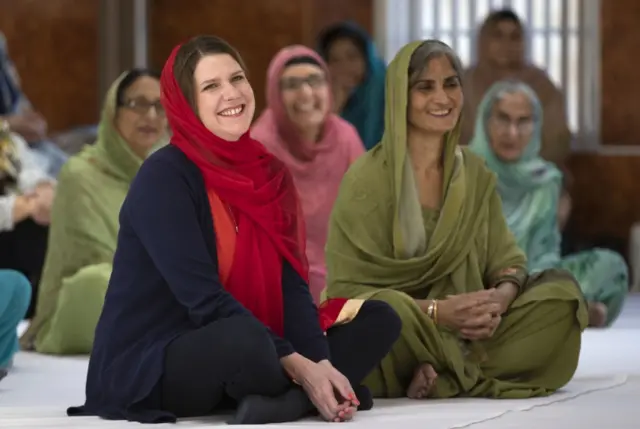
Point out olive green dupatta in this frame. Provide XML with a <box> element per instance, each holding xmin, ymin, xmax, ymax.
<box><xmin>324</xmin><ymin>41</ymin><xmax>587</xmax><ymax>399</ymax></box>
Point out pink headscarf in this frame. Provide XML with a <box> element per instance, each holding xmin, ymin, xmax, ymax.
<box><xmin>252</xmin><ymin>45</ymin><xmax>364</xmax><ymax>303</ymax></box>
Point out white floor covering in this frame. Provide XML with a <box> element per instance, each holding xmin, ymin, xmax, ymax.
<box><xmin>2</xmin><ymin>296</ymin><xmax>639</xmax><ymax>428</ymax></box>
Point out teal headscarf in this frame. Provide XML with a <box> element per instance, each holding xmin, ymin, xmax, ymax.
<box><xmin>318</xmin><ymin>22</ymin><xmax>386</xmax><ymax>150</ymax></box>
<box><xmin>469</xmin><ymin>81</ymin><xmax>563</xmax><ymax>270</ymax></box>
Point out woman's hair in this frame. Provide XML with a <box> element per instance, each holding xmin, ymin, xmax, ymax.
<box><xmin>407</xmin><ymin>40</ymin><xmax>464</xmax><ymax>87</ymax></box>
<box><xmin>317</xmin><ymin>23</ymin><xmax>368</xmax><ymax>60</ymax></box>
<box><xmin>171</xmin><ymin>35</ymin><xmax>248</xmax><ymax>113</ymax></box>
<box><xmin>284</xmin><ymin>55</ymin><xmax>322</xmax><ymax>68</ymax></box>
<box><xmin>483</xmin><ymin>8</ymin><xmax>522</xmax><ymax>30</ymax></box>
<box><xmin>482</xmin><ymin>80</ymin><xmax>540</xmax><ymax>125</ymax></box>
<box><xmin>116</xmin><ymin>68</ymin><xmax>161</xmax><ymax>106</ymax></box>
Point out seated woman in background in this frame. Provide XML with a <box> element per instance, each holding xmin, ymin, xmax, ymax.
<box><xmin>0</xmin><ymin>124</ymin><xmax>53</xmax><ymax>319</ymax></box>
<box><xmin>0</xmin><ymin>33</ymin><xmax>68</xmax><ymax>176</ymax></box>
<box><xmin>317</xmin><ymin>21</ymin><xmax>386</xmax><ymax>150</ymax></box>
<box><xmin>469</xmin><ymin>80</ymin><xmax>628</xmax><ymax>327</ymax></box>
<box><xmin>0</xmin><ymin>270</ymin><xmax>31</xmax><ymax>382</ymax></box>
<box><xmin>20</xmin><ymin>68</ymin><xmax>167</xmax><ymax>354</ymax></box>
<box><xmin>252</xmin><ymin>45</ymin><xmax>364</xmax><ymax>303</ymax></box>
<box><xmin>324</xmin><ymin>40</ymin><xmax>587</xmax><ymax>401</ymax></box>
<box><xmin>460</xmin><ymin>9</ymin><xmax>571</xmax><ymax>165</ymax></box>
<box><xmin>68</xmin><ymin>36</ymin><xmax>400</xmax><ymax>425</ymax></box>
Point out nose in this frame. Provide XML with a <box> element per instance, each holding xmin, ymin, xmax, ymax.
<box><xmin>221</xmin><ymin>81</ymin><xmax>242</xmax><ymax>100</ymax></box>
<box><xmin>432</xmin><ymin>86</ymin><xmax>449</xmax><ymax>104</ymax></box>
<box><xmin>146</xmin><ymin>106</ymin><xmax>158</xmax><ymax>119</ymax></box>
<box><xmin>506</xmin><ymin>123</ymin><xmax>520</xmax><ymax>137</ymax></box>
<box><xmin>298</xmin><ymin>83</ymin><xmax>314</xmax><ymax>97</ymax></box>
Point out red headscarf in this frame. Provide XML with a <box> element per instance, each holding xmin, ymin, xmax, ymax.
<box><xmin>160</xmin><ymin>43</ymin><xmax>308</xmax><ymax>336</ymax></box>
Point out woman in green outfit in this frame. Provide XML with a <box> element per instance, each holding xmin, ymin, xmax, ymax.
<box><xmin>323</xmin><ymin>40</ymin><xmax>588</xmax><ymax>400</ymax></box>
<box><xmin>20</xmin><ymin>69</ymin><xmax>167</xmax><ymax>354</ymax></box>
<box><xmin>469</xmin><ymin>80</ymin><xmax>628</xmax><ymax>328</ymax></box>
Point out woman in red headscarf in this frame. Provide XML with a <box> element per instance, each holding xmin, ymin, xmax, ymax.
<box><xmin>66</xmin><ymin>35</ymin><xmax>400</xmax><ymax>425</ymax></box>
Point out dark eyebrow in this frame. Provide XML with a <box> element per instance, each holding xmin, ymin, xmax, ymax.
<box><xmin>199</xmin><ymin>78</ymin><xmax>219</xmax><ymax>88</ymax></box>
<box><xmin>495</xmin><ymin>107</ymin><xmax>511</xmax><ymax>117</ymax></box>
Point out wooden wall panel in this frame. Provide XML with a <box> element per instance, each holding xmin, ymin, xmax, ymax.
<box><xmin>567</xmin><ymin>155</ymin><xmax>640</xmax><ymax>245</ymax></box>
<box><xmin>566</xmin><ymin>0</ymin><xmax>640</xmax><ymax>252</ymax></box>
<box><xmin>0</xmin><ymin>0</ymin><xmax>98</xmax><ymax>132</ymax></box>
<box><xmin>150</xmin><ymin>0</ymin><xmax>373</xmax><ymax>114</ymax></box>
<box><xmin>308</xmin><ymin>0</ymin><xmax>373</xmax><ymax>43</ymax></box>
<box><xmin>600</xmin><ymin>0</ymin><xmax>640</xmax><ymax>145</ymax></box>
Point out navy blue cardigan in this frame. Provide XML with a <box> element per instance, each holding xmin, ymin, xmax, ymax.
<box><xmin>69</xmin><ymin>145</ymin><xmax>330</xmax><ymax>423</ymax></box>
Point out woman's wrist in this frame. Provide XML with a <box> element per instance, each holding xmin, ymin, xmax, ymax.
<box><xmin>426</xmin><ymin>299</ymin><xmax>440</xmax><ymax>324</ymax></box>
<box><xmin>280</xmin><ymin>352</ymin><xmax>310</xmax><ymax>381</ymax></box>
<box><xmin>495</xmin><ymin>282</ymin><xmax>518</xmax><ymax>311</ymax></box>
<box><xmin>12</xmin><ymin>194</ymin><xmax>34</xmax><ymax>223</ymax></box>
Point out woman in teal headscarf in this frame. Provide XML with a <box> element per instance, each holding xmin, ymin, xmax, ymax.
<box><xmin>318</xmin><ymin>21</ymin><xmax>386</xmax><ymax>150</ymax></box>
<box><xmin>469</xmin><ymin>80</ymin><xmax>628</xmax><ymax>327</ymax></box>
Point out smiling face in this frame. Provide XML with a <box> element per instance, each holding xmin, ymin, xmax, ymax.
<box><xmin>487</xmin><ymin>91</ymin><xmax>535</xmax><ymax>162</ymax></box>
<box><xmin>407</xmin><ymin>54</ymin><xmax>463</xmax><ymax>136</ymax></box>
<box><xmin>115</xmin><ymin>75</ymin><xmax>166</xmax><ymax>158</ymax></box>
<box><xmin>193</xmin><ymin>53</ymin><xmax>255</xmax><ymax>141</ymax></box>
<box><xmin>279</xmin><ymin>63</ymin><xmax>330</xmax><ymax>133</ymax></box>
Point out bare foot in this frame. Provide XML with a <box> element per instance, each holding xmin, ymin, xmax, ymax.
<box><xmin>407</xmin><ymin>363</ymin><xmax>438</xmax><ymax>399</ymax></box>
<box><xmin>588</xmin><ymin>302</ymin><xmax>608</xmax><ymax>328</ymax></box>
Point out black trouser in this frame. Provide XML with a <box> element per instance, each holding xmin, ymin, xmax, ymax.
<box><xmin>160</xmin><ymin>300</ymin><xmax>401</xmax><ymax>418</ymax></box>
<box><xmin>0</xmin><ymin>219</ymin><xmax>48</xmax><ymax>318</ymax></box>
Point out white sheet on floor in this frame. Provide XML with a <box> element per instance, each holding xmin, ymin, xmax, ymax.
<box><xmin>3</xmin><ymin>296</ymin><xmax>639</xmax><ymax>428</ymax></box>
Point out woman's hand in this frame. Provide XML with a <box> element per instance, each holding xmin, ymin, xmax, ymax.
<box><xmin>438</xmin><ymin>284</ymin><xmax>517</xmax><ymax>340</ymax></box>
<box><xmin>459</xmin><ymin>314</ymin><xmax>501</xmax><ymax>340</ymax></box>
<box><xmin>436</xmin><ymin>290</ymin><xmax>501</xmax><ymax>333</ymax></box>
<box><xmin>30</xmin><ymin>183</ymin><xmax>55</xmax><ymax>225</ymax></box>
<box><xmin>281</xmin><ymin>354</ymin><xmax>357</xmax><ymax>422</ymax></box>
<box><xmin>317</xmin><ymin>360</ymin><xmax>358</xmax><ymax>421</ymax></box>
<box><xmin>12</xmin><ymin>194</ymin><xmax>37</xmax><ymax>224</ymax></box>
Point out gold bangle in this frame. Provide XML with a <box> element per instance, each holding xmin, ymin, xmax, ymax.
<box><xmin>426</xmin><ymin>300</ymin><xmax>435</xmax><ymax>319</ymax></box>
<box><xmin>433</xmin><ymin>300</ymin><xmax>439</xmax><ymax>325</ymax></box>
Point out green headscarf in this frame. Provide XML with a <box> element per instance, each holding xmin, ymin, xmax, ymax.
<box><xmin>21</xmin><ymin>72</ymin><xmax>167</xmax><ymax>351</ymax></box>
<box><xmin>468</xmin><ymin>81</ymin><xmax>562</xmax><ymax>255</ymax></box>
<box><xmin>324</xmin><ymin>41</ymin><xmax>525</xmax><ymax>301</ymax></box>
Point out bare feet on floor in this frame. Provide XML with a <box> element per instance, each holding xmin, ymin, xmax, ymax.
<box><xmin>407</xmin><ymin>363</ymin><xmax>438</xmax><ymax>399</ymax></box>
<box><xmin>588</xmin><ymin>302</ymin><xmax>608</xmax><ymax>328</ymax></box>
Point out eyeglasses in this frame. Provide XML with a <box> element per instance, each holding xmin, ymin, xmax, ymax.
<box><xmin>490</xmin><ymin>114</ymin><xmax>534</xmax><ymax>135</ymax></box>
<box><xmin>280</xmin><ymin>74</ymin><xmax>326</xmax><ymax>91</ymax></box>
<box><xmin>121</xmin><ymin>98</ymin><xmax>165</xmax><ymax>116</ymax></box>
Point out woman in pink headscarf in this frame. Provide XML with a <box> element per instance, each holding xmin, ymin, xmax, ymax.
<box><xmin>252</xmin><ymin>45</ymin><xmax>364</xmax><ymax>304</ymax></box>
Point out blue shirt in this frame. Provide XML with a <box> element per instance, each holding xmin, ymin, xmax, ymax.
<box><xmin>72</xmin><ymin>145</ymin><xmax>329</xmax><ymax>423</ymax></box>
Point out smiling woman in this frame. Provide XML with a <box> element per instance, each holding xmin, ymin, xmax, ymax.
<box><xmin>188</xmin><ymin>54</ymin><xmax>255</xmax><ymax>141</ymax></box>
<box><xmin>67</xmin><ymin>35</ymin><xmax>400</xmax><ymax>425</ymax></box>
<box><xmin>252</xmin><ymin>45</ymin><xmax>365</xmax><ymax>303</ymax></box>
<box><xmin>20</xmin><ymin>68</ymin><xmax>167</xmax><ymax>356</ymax></box>
<box><xmin>323</xmin><ymin>40</ymin><xmax>588</xmax><ymax>401</ymax></box>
